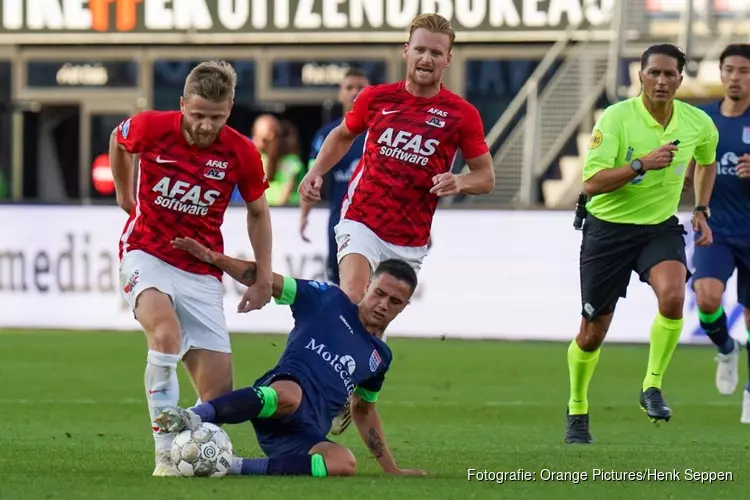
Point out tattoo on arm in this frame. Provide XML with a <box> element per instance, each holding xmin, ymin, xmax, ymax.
<box><xmin>367</xmin><ymin>428</ymin><xmax>384</xmax><ymax>459</ymax></box>
<box><xmin>242</xmin><ymin>267</ymin><xmax>256</xmax><ymax>281</ymax></box>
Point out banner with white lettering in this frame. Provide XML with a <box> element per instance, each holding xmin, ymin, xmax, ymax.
<box><xmin>0</xmin><ymin>206</ymin><xmax>739</xmax><ymax>344</ymax></box>
<box><xmin>0</xmin><ymin>0</ymin><xmax>616</xmax><ymax>43</ymax></box>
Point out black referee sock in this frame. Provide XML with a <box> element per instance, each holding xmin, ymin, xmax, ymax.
<box><xmin>698</xmin><ymin>307</ymin><xmax>735</xmax><ymax>355</ymax></box>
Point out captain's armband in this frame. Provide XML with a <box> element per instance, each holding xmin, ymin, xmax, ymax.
<box><xmin>274</xmin><ymin>275</ymin><xmax>297</xmax><ymax>305</ymax></box>
<box><xmin>354</xmin><ymin>386</ymin><xmax>380</xmax><ymax>403</ymax></box>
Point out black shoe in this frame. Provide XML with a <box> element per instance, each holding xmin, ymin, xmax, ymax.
<box><xmin>565</xmin><ymin>409</ymin><xmax>592</xmax><ymax>444</ymax></box>
<box><xmin>640</xmin><ymin>387</ymin><xmax>672</xmax><ymax>423</ymax></box>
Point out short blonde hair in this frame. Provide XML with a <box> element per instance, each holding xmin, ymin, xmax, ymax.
<box><xmin>408</xmin><ymin>13</ymin><xmax>455</xmax><ymax>49</ymax></box>
<box><xmin>183</xmin><ymin>60</ymin><xmax>237</xmax><ymax>102</ymax></box>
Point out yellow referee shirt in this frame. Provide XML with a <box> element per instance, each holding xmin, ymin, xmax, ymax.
<box><xmin>583</xmin><ymin>95</ymin><xmax>718</xmax><ymax>225</ymax></box>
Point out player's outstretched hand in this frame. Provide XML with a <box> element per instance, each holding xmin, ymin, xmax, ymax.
<box><xmin>390</xmin><ymin>468</ymin><xmax>428</xmax><ymax>476</ymax></box>
<box><xmin>692</xmin><ymin>213</ymin><xmax>713</xmax><ymax>247</ymax></box>
<box><xmin>171</xmin><ymin>237</ymin><xmax>214</xmax><ymax>264</ymax></box>
<box><xmin>641</xmin><ymin>144</ymin><xmax>678</xmax><ymax>171</ymax></box>
<box><xmin>238</xmin><ymin>281</ymin><xmax>272</xmax><ymax>313</ymax></box>
<box><xmin>737</xmin><ymin>154</ymin><xmax>750</xmax><ymax>178</ymax></box>
<box><xmin>299</xmin><ymin>172</ymin><xmax>324</xmax><ymax>203</ymax></box>
<box><xmin>430</xmin><ymin>173</ymin><xmax>462</xmax><ymax>197</ymax></box>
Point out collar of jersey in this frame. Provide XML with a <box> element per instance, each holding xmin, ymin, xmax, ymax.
<box><xmin>634</xmin><ymin>93</ymin><xmax>681</xmax><ymax>133</ymax></box>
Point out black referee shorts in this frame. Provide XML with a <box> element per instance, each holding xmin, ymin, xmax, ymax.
<box><xmin>579</xmin><ymin>214</ymin><xmax>690</xmax><ymax>320</ymax></box>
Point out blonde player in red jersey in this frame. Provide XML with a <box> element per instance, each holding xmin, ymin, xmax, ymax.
<box><xmin>298</xmin><ymin>13</ymin><xmax>495</xmax><ymax>434</ymax></box>
<box><xmin>110</xmin><ymin>61</ymin><xmax>273</xmax><ymax>476</ymax></box>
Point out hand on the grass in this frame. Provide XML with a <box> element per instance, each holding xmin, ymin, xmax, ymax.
<box><xmin>390</xmin><ymin>468</ymin><xmax>428</xmax><ymax>476</ymax></box>
<box><xmin>172</xmin><ymin>237</ymin><xmax>214</xmax><ymax>264</ymax></box>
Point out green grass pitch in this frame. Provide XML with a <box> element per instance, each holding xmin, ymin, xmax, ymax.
<box><xmin>0</xmin><ymin>330</ymin><xmax>747</xmax><ymax>499</ymax></box>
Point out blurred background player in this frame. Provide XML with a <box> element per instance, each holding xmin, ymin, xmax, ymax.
<box><xmin>566</xmin><ymin>44</ymin><xmax>718</xmax><ymax>444</ymax></box>
<box><xmin>110</xmin><ymin>61</ymin><xmax>273</xmax><ymax>475</ymax></box>
<box><xmin>300</xmin><ymin>67</ymin><xmax>370</xmax><ymax>284</ymax></box>
<box><xmin>689</xmin><ymin>44</ymin><xmax>750</xmax><ymax>421</ymax></box>
<box><xmin>297</xmin><ymin>12</ymin><xmax>495</xmax><ymax>435</ymax></box>
<box><xmin>157</xmin><ymin>236</ymin><xmax>426</xmax><ymax>477</ymax></box>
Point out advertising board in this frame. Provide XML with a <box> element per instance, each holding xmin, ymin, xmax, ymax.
<box><xmin>0</xmin><ymin>206</ymin><xmax>738</xmax><ymax>344</ymax></box>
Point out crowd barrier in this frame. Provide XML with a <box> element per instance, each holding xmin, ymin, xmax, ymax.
<box><xmin>0</xmin><ymin>205</ymin><xmax>742</xmax><ymax>343</ymax></box>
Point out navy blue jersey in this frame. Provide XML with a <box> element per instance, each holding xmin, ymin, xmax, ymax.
<box><xmin>309</xmin><ymin>119</ymin><xmax>366</xmax><ymax>221</ymax></box>
<box><xmin>271</xmin><ymin>277</ymin><xmax>392</xmax><ymax>432</ymax></box>
<box><xmin>699</xmin><ymin>101</ymin><xmax>750</xmax><ymax>243</ymax></box>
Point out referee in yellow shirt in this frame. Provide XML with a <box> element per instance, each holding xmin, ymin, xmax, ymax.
<box><xmin>565</xmin><ymin>44</ymin><xmax>719</xmax><ymax>444</ymax></box>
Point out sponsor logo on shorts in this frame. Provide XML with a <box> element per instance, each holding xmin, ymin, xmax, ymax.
<box><xmin>369</xmin><ymin>349</ymin><xmax>382</xmax><ymax>372</ymax></box>
<box><xmin>124</xmin><ymin>270</ymin><xmax>139</xmax><ymax>294</ymax></box>
<box><xmin>338</xmin><ymin>234</ymin><xmax>350</xmax><ymax>252</ymax></box>
<box><xmin>305</xmin><ymin>338</ymin><xmax>356</xmax><ymax>394</ymax></box>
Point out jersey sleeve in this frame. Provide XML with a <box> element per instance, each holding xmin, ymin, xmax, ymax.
<box><xmin>459</xmin><ymin>104</ymin><xmax>489</xmax><ymax>160</ymax></box>
<box><xmin>116</xmin><ymin>112</ymin><xmax>154</xmax><ymax>154</ymax></box>
<box><xmin>354</xmin><ymin>371</ymin><xmax>386</xmax><ymax>403</ymax></box>
<box><xmin>274</xmin><ymin>276</ymin><xmax>332</xmax><ymax>316</ymax></box>
<box><xmin>582</xmin><ymin>107</ymin><xmax>622</xmax><ymax>182</ymax></box>
<box><xmin>344</xmin><ymin>86</ymin><xmax>374</xmax><ymax>135</ymax></box>
<box><xmin>693</xmin><ymin>114</ymin><xmax>719</xmax><ymax>166</ymax></box>
<box><xmin>236</xmin><ymin>140</ymin><xmax>270</xmax><ymax>203</ymax></box>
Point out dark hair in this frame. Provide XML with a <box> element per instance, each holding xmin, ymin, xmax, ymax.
<box><xmin>720</xmin><ymin>44</ymin><xmax>750</xmax><ymax>67</ymax></box>
<box><xmin>374</xmin><ymin>259</ymin><xmax>418</xmax><ymax>293</ymax></box>
<box><xmin>640</xmin><ymin>44</ymin><xmax>688</xmax><ymax>73</ymax></box>
<box><xmin>343</xmin><ymin>67</ymin><xmax>368</xmax><ymax>80</ymax></box>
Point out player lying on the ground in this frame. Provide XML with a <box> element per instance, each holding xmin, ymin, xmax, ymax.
<box><xmin>155</xmin><ymin>237</ymin><xmax>427</xmax><ymax>477</ymax></box>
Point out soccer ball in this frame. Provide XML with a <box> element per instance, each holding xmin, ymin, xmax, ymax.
<box><xmin>170</xmin><ymin>422</ymin><xmax>233</xmax><ymax>477</ymax></box>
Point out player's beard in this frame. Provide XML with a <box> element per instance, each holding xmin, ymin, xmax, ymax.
<box><xmin>189</xmin><ymin>127</ymin><xmax>219</xmax><ymax>148</ymax></box>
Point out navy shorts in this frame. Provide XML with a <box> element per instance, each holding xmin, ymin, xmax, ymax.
<box><xmin>251</xmin><ymin>369</ymin><xmax>331</xmax><ymax>458</ymax></box>
<box><xmin>692</xmin><ymin>241</ymin><xmax>750</xmax><ymax>307</ymax></box>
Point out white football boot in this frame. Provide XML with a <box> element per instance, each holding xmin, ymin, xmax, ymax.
<box><xmin>330</xmin><ymin>397</ymin><xmax>353</xmax><ymax>435</ymax></box>
<box><xmin>741</xmin><ymin>390</ymin><xmax>750</xmax><ymax>424</ymax></box>
<box><xmin>152</xmin><ymin>449</ymin><xmax>180</xmax><ymax>477</ymax></box>
<box><xmin>716</xmin><ymin>339</ymin><xmax>741</xmax><ymax>395</ymax></box>
<box><xmin>154</xmin><ymin>406</ymin><xmax>202</xmax><ymax>434</ymax></box>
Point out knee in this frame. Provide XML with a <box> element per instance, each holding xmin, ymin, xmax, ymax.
<box><xmin>696</xmin><ymin>289</ymin><xmax>722</xmax><ymax>314</ymax></box>
<box><xmin>576</xmin><ymin>318</ymin><xmax>608</xmax><ymax>351</ymax></box>
<box><xmin>657</xmin><ymin>286</ymin><xmax>685</xmax><ymax>319</ymax></box>
<box><xmin>136</xmin><ymin>290</ymin><xmax>181</xmax><ymax>354</ymax></box>
<box><xmin>149</xmin><ymin>323</ymin><xmax>181</xmax><ymax>354</ymax></box>
<box><xmin>324</xmin><ymin>448</ymin><xmax>357</xmax><ymax>477</ymax></box>
<box><xmin>270</xmin><ymin>380</ymin><xmax>302</xmax><ymax>416</ymax></box>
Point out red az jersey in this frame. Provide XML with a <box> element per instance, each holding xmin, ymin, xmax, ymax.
<box><xmin>116</xmin><ymin>110</ymin><xmax>268</xmax><ymax>280</ymax></box>
<box><xmin>342</xmin><ymin>81</ymin><xmax>488</xmax><ymax>247</ymax></box>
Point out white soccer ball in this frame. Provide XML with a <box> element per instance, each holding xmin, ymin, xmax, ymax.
<box><xmin>170</xmin><ymin>422</ymin><xmax>233</xmax><ymax>478</ymax></box>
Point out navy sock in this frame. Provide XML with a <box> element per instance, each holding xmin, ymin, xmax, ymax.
<box><xmin>699</xmin><ymin>310</ymin><xmax>734</xmax><ymax>354</ymax></box>
<box><xmin>239</xmin><ymin>457</ymin><xmax>270</xmax><ymax>475</ymax></box>
<box><xmin>267</xmin><ymin>455</ymin><xmax>314</xmax><ymax>475</ymax></box>
<box><xmin>196</xmin><ymin>387</ymin><xmax>277</xmax><ymax>425</ymax></box>
<box><xmin>234</xmin><ymin>455</ymin><xmax>327</xmax><ymax>477</ymax></box>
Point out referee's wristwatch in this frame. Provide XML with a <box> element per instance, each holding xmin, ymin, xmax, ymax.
<box><xmin>693</xmin><ymin>206</ymin><xmax>711</xmax><ymax>219</ymax></box>
<box><xmin>630</xmin><ymin>159</ymin><xmax>646</xmax><ymax>176</ymax></box>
